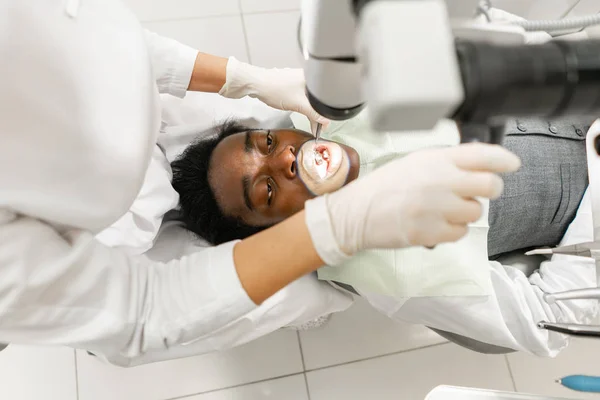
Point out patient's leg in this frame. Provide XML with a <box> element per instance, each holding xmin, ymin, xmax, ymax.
<box><xmin>488</xmin><ymin>118</ymin><xmax>589</xmax><ymax>257</ymax></box>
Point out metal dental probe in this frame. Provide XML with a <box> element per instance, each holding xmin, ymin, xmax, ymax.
<box><xmin>315</xmin><ymin>122</ymin><xmax>322</xmax><ymax>145</ymax></box>
<box><xmin>314</xmin><ymin>122</ymin><xmax>323</xmax><ymax>163</ymax></box>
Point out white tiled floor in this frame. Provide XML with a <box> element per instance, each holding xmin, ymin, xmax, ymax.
<box><xmin>143</xmin><ymin>16</ymin><xmax>249</xmax><ymax>62</ymax></box>
<box><xmin>9</xmin><ymin>1</ymin><xmax>600</xmax><ymax>400</ymax></box>
<box><xmin>243</xmin><ymin>11</ymin><xmax>303</xmax><ymax>68</ymax></box>
<box><xmin>123</xmin><ymin>0</ymin><xmax>239</xmax><ymax>22</ymax></box>
<box><xmin>0</xmin><ymin>345</ymin><xmax>77</xmax><ymax>400</ymax></box>
<box><xmin>239</xmin><ymin>0</ymin><xmax>300</xmax><ymax>14</ymax></box>
<box><xmin>76</xmin><ymin>330</ymin><xmax>303</xmax><ymax>400</ymax></box>
<box><xmin>306</xmin><ymin>343</ymin><xmax>515</xmax><ymax>400</ymax></box>
<box><xmin>7</xmin><ymin>330</ymin><xmax>600</xmax><ymax>399</ymax></box>
<box><xmin>508</xmin><ymin>338</ymin><xmax>600</xmax><ymax>399</ymax></box>
<box><xmin>298</xmin><ymin>298</ymin><xmax>446</xmax><ymax>370</ymax></box>
<box><xmin>184</xmin><ymin>375</ymin><xmax>309</xmax><ymax>400</ymax></box>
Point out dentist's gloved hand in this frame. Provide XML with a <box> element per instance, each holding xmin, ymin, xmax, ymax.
<box><xmin>218</xmin><ymin>57</ymin><xmax>329</xmax><ymax>134</ymax></box>
<box><xmin>305</xmin><ymin>143</ymin><xmax>521</xmax><ymax>266</ymax></box>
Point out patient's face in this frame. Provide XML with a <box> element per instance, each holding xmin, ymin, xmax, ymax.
<box><xmin>210</xmin><ymin>129</ymin><xmax>360</xmax><ymax>226</ymax></box>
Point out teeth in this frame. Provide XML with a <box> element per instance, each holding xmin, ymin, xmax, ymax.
<box><xmin>314</xmin><ymin>150</ymin><xmax>324</xmax><ymax>165</ymax></box>
<box><xmin>314</xmin><ymin>148</ymin><xmax>329</xmax><ymax>166</ymax></box>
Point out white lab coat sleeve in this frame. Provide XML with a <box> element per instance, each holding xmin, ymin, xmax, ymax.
<box><xmin>95</xmin><ymin>146</ymin><xmax>180</xmax><ymax>255</ymax></box>
<box><xmin>144</xmin><ymin>31</ymin><xmax>198</xmax><ymax>98</ymax></box>
<box><xmin>121</xmin><ymin>222</ymin><xmax>354</xmax><ymax>365</ymax></box>
<box><xmin>364</xmin><ymin>258</ymin><xmax>597</xmax><ymax>357</ymax></box>
<box><xmin>490</xmin><ymin>257</ymin><xmax>597</xmax><ymax>356</ymax></box>
<box><xmin>365</xmin><ymin>191</ymin><xmax>599</xmax><ymax>357</ymax></box>
<box><xmin>0</xmin><ymin>211</ymin><xmax>255</xmax><ymax>367</ymax></box>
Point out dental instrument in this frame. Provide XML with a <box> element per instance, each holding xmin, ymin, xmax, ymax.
<box><xmin>314</xmin><ymin>122</ymin><xmax>322</xmax><ymax>143</ymax></box>
<box><xmin>556</xmin><ymin>375</ymin><xmax>600</xmax><ymax>393</ymax></box>
<box><xmin>314</xmin><ymin>122</ymin><xmax>323</xmax><ymax>164</ymax></box>
<box><xmin>537</xmin><ymin>322</ymin><xmax>600</xmax><ymax>338</ymax></box>
<box><xmin>300</xmin><ymin>0</ymin><xmax>600</xmax><ymax>143</ymax></box>
<box><xmin>526</xmin><ymin>242</ymin><xmax>600</xmax><ymax>258</ymax></box>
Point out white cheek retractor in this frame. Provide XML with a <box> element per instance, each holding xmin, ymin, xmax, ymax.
<box><xmin>296</xmin><ymin>140</ymin><xmax>350</xmax><ymax>196</ymax></box>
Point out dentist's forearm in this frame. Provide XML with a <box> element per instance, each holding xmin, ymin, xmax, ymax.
<box><xmin>187</xmin><ymin>52</ymin><xmax>228</xmax><ymax>93</ymax></box>
<box><xmin>233</xmin><ymin>211</ymin><xmax>324</xmax><ymax>304</ymax></box>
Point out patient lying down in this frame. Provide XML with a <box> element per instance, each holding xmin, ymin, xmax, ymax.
<box><xmin>171</xmin><ymin>118</ymin><xmax>598</xmax><ymax>357</ymax></box>
<box><xmin>171</xmin><ymin>121</ymin><xmax>360</xmax><ymax>245</ymax></box>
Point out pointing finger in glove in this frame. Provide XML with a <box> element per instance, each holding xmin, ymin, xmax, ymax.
<box><xmin>448</xmin><ymin>143</ymin><xmax>521</xmax><ymax>173</ymax></box>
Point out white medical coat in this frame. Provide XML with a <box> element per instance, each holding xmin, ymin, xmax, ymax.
<box><xmin>360</xmin><ymin>190</ymin><xmax>599</xmax><ymax>357</ymax></box>
<box><xmin>0</xmin><ymin>0</ymin><xmax>257</xmax><ymax>367</ymax></box>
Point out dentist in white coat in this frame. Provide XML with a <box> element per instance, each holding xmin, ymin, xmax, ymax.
<box><xmin>0</xmin><ymin>0</ymin><xmax>520</xmax><ymax>366</ymax></box>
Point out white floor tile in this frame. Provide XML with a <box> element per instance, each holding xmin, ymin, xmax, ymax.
<box><xmin>298</xmin><ymin>298</ymin><xmax>446</xmax><ymax>370</ymax></box>
<box><xmin>492</xmin><ymin>0</ymin><xmax>577</xmax><ymax>19</ymax></box>
<box><xmin>185</xmin><ymin>374</ymin><xmax>308</xmax><ymax>400</ymax></box>
<box><xmin>243</xmin><ymin>12</ymin><xmax>303</xmax><ymax>68</ymax></box>
<box><xmin>144</xmin><ymin>16</ymin><xmax>249</xmax><ymax>62</ymax></box>
<box><xmin>122</xmin><ymin>0</ymin><xmax>239</xmax><ymax>22</ymax></box>
<box><xmin>306</xmin><ymin>343</ymin><xmax>514</xmax><ymax>400</ymax></box>
<box><xmin>567</xmin><ymin>0</ymin><xmax>600</xmax><ymax>39</ymax></box>
<box><xmin>568</xmin><ymin>0</ymin><xmax>600</xmax><ymax>16</ymax></box>
<box><xmin>240</xmin><ymin>0</ymin><xmax>301</xmax><ymax>14</ymax></box>
<box><xmin>507</xmin><ymin>338</ymin><xmax>600</xmax><ymax>399</ymax></box>
<box><xmin>77</xmin><ymin>330</ymin><xmax>303</xmax><ymax>400</ymax></box>
<box><xmin>0</xmin><ymin>345</ymin><xmax>76</xmax><ymax>400</ymax></box>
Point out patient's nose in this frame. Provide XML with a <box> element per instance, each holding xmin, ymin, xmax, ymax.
<box><xmin>275</xmin><ymin>145</ymin><xmax>296</xmax><ymax>179</ymax></box>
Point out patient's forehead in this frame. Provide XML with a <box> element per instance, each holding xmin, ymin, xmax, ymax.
<box><xmin>212</xmin><ymin>131</ymin><xmax>248</xmax><ymax>163</ymax></box>
<box><xmin>209</xmin><ymin>132</ymin><xmax>250</xmax><ymax>215</ymax></box>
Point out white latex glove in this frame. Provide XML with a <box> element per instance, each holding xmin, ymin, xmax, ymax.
<box><xmin>218</xmin><ymin>57</ymin><xmax>329</xmax><ymax>134</ymax></box>
<box><xmin>305</xmin><ymin>143</ymin><xmax>522</xmax><ymax>266</ymax></box>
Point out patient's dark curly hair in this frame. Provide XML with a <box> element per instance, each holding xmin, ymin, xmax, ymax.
<box><xmin>171</xmin><ymin>121</ymin><xmax>268</xmax><ymax>245</ymax></box>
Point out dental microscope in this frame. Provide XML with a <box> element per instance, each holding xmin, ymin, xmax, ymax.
<box><xmin>300</xmin><ymin>0</ymin><xmax>600</xmax><ymax>337</ymax></box>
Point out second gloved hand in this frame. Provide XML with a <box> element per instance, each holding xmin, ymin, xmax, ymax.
<box><xmin>218</xmin><ymin>57</ymin><xmax>329</xmax><ymax>134</ymax></box>
<box><xmin>305</xmin><ymin>143</ymin><xmax>521</xmax><ymax>266</ymax></box>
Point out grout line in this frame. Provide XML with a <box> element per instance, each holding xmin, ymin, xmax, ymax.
<box><xmin>304</xmin><ymin>342</ymin><xmax>450</xmax><ymax>373</ymax></box>
<box><xmin>303</xmin><ymin>373</ymin><xmax>312</xmax><ymax>400</ymax></box>
<box><xmin>238</xmin><ymin>0</ymin><xmax>253</xmax><ymax>64</ymax></box>
<box><xmin>560</xmin><ymin>0</ymin><xmax>582</xmax><ymax>18</ymax></box>
<box><xmin>296</xmin><ymin>331</ymin><xmax>307</xmax><ymax>371</ymax></box>
<box><xmin>504</xmin><ymin>355</ymin><xmax>518</xmax><ymax>391</ymax></box>
<box><xmin>167</xmin><ymin>331</ymin><xmax>309</xmax><ymax>400</ymax></box>
<box><xmin>164</xmin><ymin>340</ymin><xmax>448</xmax><ymax>399</ymax></box>
<box><xmin>74</xmin><ymin>350</ymin><xmax>80</xmax><ymax>400</ymax></box>
<box><xmin>165</xmin><ymin>372</ymin><xmax>305</xmax><ymax>400</ymax></box>
<box><xmin>164</xmin><ymin>341</ymin><xmax>449</xmax><ymax>399</ymax></box>
<box><xmin>296</xmin><ymin>331</ymin><xmax>312</xmax><ymax>400</ymax></box>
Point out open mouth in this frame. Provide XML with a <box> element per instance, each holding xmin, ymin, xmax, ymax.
<box><xmin>296</xmin><ymin>139</ymin><xmax>351</xmax><ymax>196</ymax></box>
<box><xmin>313</xmin><ymin>146</ymin><xmax>331</xmax><ymax>179</ymax></box>
<box><xmin>297</xmin><ymin>141</ymin><xmax>343</xmax><ymax>182</ymax></box>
